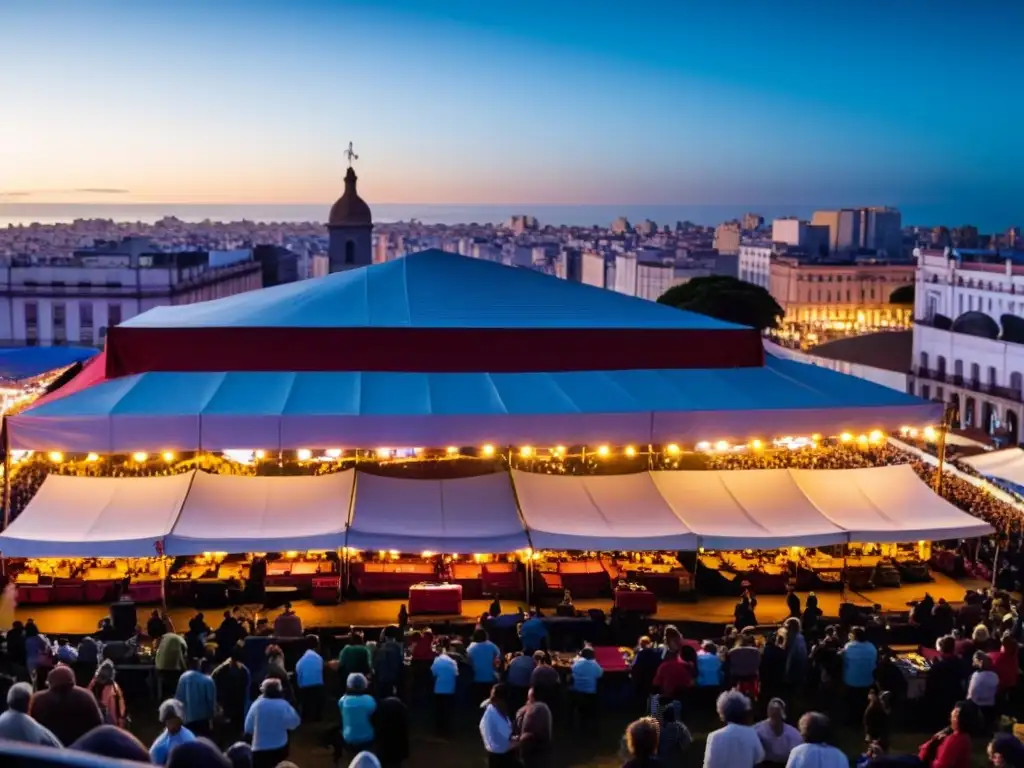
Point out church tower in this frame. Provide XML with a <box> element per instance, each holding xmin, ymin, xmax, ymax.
<box><xmin>327</xmin><ymin>142</ymin><xmax>372</xmax><ymax>272</ymax></box>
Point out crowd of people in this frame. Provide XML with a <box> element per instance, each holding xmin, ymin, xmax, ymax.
<box><xmin>2</xmin><ymin>585</ymin><xmax>1024</xmax><ymax>767</ymax></box>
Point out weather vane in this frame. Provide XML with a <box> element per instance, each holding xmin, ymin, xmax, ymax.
<box><xmin>344</xmin><ymin>141</ymin><xmax>359</xmax><ymax>168</ymax></box>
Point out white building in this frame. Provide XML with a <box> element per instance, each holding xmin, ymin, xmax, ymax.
<box><xmin>614</xmin><ymin>254</ymin><xmax>688</xmax><ymax>302</ymax></box>
<box><xmin>580</xmin><ymin>251</ymin><xmax>606</xmax><ymax>288</ymax></box>
<box><xmin>737</xmin><ymin>241</ymin><xmax>772</xmax><ymax>289</ymax></box>
<box><xmin>910</xmin><ymin>247</ymin><xmax>1024</xmax><ymax>442</ymax></box>
<box><xmin>0</xmin><ymin>249</ymin><xmax>262</xmax><ymax>347</ymax></box>
<box><xmin>713</xmin><ymin>222</ymin><xmax>741</xmax><ymax>255</ymax></box>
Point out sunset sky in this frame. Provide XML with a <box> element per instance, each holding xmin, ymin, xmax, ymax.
<box><xmin>2</xmin><ymin>0</ymin><xmax>1021</xmax><ymax>205</ymax></box>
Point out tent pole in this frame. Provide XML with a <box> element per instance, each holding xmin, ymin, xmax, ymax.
<box><xmin>992</xmin><ymin>542</ymin><xmax>1000</xmax><ymax>589</ymax></box>
<box><xmin>525</xmin><ymin>555</ymin><xmax>531</xmax><ymax>610</ymax></box>
<box><xmin>2</xmin><ymin>419</ymin><xmax>10</xmax><ymax>532</ymax></box>
<box><xmin>934</xmin><ymin>405</ymin><xmax>954</xmax><ymax>496</ymax></box>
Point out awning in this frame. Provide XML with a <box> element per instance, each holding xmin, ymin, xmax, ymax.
<box><xmin>165</xmin><ymin>471</ymin><xmax>354</xmax><ymax>555</ymax></box>
<box><xmin>8</xmin><ymin>357</ymin><xmax>941</xmax><ymax>452</ymax></box>
<box><xmin>651</xmin><ymin>470</ymin><xmax>847</xmax><ymax>549</ymax></box>
<box><xmin>346</xmin><ymin>472</ymin><xmax>528</xmax><ymax>554</ymax></box>
<box><xmin>789</xmin><ymin>465</ymin><xmax>994</xmax><ymax>542</ymax></box>
<box><xmin>960</xmin><ymin>448</ymin><xmax>1024</xmax><ymax>489</ymax></box>
<box><xmin>0</xmin><ymin>472</ymin><xmax>193</xmax><ymax>557</ymax></box>
<box><xmin>512</xmin><ymin>470</ymin><xmax>698</xmax><ymax>551</ymax></box>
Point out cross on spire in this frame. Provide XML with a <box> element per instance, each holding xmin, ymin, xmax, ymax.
<box><xmin>344</xmin><ymin>141</ymin><xmax>359</xmax><ymax>168</ymax></box>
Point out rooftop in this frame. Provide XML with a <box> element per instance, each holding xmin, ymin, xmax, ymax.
<box><xmin>809</xmin><ymin>331</ymin><xmax>912</xmax><ymax>373</ymax></box>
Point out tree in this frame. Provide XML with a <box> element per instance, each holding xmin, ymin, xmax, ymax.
<box><xmin>889</xmin><ymin>284</ymin><xmax>915</xmax><ymax>305</ymax></box>
<box><xmin>658</xmin><ymin>275</ymin><xmax>784</xmax><ymax>331</ymax></box>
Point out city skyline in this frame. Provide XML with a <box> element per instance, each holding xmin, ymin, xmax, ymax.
<box><xmin>3</xmin><ymin>0</ymin><xmax>1022</xmax><ymax>207</ymax></box>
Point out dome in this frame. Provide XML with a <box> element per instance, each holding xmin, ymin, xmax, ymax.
<box><xmin>328</xmin><ymin>167</ymin><xmax>372</xmax><ymax>227</ymax></box>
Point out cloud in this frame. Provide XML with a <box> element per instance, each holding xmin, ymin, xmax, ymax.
<box><xmin>0</xmin><ymin>188</ymin><xmax>130</xmax><ymax>199</ymax></box>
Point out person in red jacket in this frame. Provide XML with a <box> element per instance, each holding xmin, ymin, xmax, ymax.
<box><xmin>988</xmin><ymin>634</ymin><xmax>1020</xmax><ymax>711</ymax></box>
<box><xmin>917</xmin><ymin>701</ymin><xmax>977</xmax><ymax>768</ymax></box>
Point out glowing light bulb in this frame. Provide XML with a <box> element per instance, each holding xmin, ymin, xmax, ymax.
<box><xmin>519</xmin><ymin>446</ymin><xmax>533</xmax><ymax>458</ymax></box>
<box><xmin>869</xmin><ymin>430</ymin><xmax>884</xmax><ymax>444</ymax></box>
<box><xmin>596</xmin><ymin>445</ymin><xmax>610</xmax><ymax>457</ymax></box>
<box><xmin>254</xmin><ymin>450</ymin><xmax>266</xmax><ymax>460</ymax></box>
<box><xmin>132</xmin><ymin>452</ymin><xmax>148</xmax><ymax>463</ymax></box>
<box><xmin>666</xmin><ymin>444</ymin><xmax>681</xmax><ymax>455</ymax></box>
<box><xmin>326</xmin><ymin>448</ymin><xmax>343</xmax><ymax>458</ymax></box>
<box><xmin>553</xmin><ymin>445</ymin><xmax>566</xmax><ymax>456</ymax></box>
<box><xmin>856</xmin><ymin>434</ymin><xmax>868</xmax><ymax>445</ymax></box>
<box><xmin>47</xmin><ymin>451</ymin><xmax>63</xmax><ymax>463</ymax></box>
<box><xmin>446</xmin><ymin>446</ymin><xmax>459</xmax><ymax>455</ymax></box>
<box><xmin>376</xmin><ymin>448</ymin><xmax>392</xmax><ymax>459</ymax></box>
<box><xmin>923</xmin><ymin>426</ymin><xmax>938</xmax><ymax>441</ymax></box>
<box><xmin>696</xmin><ymin>441</ymin><xmax>711</xmax><ymax>451</ymax></box>
<box><xmin>297</xmin><ymin>449</ymin><xmax>313</xmax><ymax>461</ymax></box>
<box><xmin>715</xmin><ymin>440</ymin><xmax>730</xmax><ymax>452</ymax></box>
<box><xmin>162</xmin><ymin>451</ymin><xmax>175</xmax><ymax>462</ymax></box>
<box><xmin>86</xmin><ymin>453</ymin><xmax>100</xmax><ymax>462</ymax></box>
<box><xmin>840</xmin><ymin>433</ymin><xmax>853</xmax><ymax>443</ymax></box>
<box><xmin>481</xmin><ymin>444</ymin><xmax>495</xmax><ymax>457</ymax></box>
<box><xmin>624</xmin><ymin>445</ymin><xmax>637</xmax><ymax>457</ymax></box>
<box><xmin>750</xmin><ymin>439</ymin><xmax>763</xmax><ymax>451</ymax></box>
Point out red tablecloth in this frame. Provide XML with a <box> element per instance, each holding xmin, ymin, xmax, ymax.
<box><xmin>84</xmin><ymin>580</ymin><xmax>118</xmax><ymax>602</ymax></box>
<box><xmin>591</xmin><ymin>646</ymin><xmax>629</xmax><ymax>673</ymax></box>
<box><xmin>311</xmin><ymin>576</ymin><xmax>341</xmax><ymax>603</ymax></box>
<box><xmin>128</xmin><ymin>581</ymin><xmax>163</xmax><ymax>603</ymax></box>
<box><xmin>614</xmin><ymin>589</ymin><xmax>657</xmax><ymax>614</ymax></box>
<box><xmin>52</xmin><ymin>581</ymin><xmax>85</xmax><ymax>603</ymax></box>
<box><xmin>17</xmin><ymin>585</ymin><xmax>52</xmax><ymax>604</ymax></box>
<box><xmin>408</xmin><ymin>583</ymin><xmax>462</xmax><ymax>614</ymax></box>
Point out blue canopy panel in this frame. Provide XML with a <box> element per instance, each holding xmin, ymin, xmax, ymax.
<box><xmin>9</xmin><ymin>356</ymin><xmax>941</xmax><ymax>452</ymax></box>
<box><xmin>0</xmin><ymin>346</ymin><xmax>96</xmax><ymax>381</ymax></box>
<box><xmin>121</xmin><ymin>249</ymin><xmax>742</xmax><ymax>331</ymax></box>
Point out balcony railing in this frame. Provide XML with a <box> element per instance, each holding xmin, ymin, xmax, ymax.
<box><xmin>912</xmin><ymin>368</ymin><xmax>1023</xmax><ymax>403</ymax></box>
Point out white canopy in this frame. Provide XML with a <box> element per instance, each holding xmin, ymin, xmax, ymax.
<box><xmin>0</xmin><ymin>472</ymin><xmax>194</xmax><ymax>557</ymax></box>
<box><xmin>513</xmin><ymin>470</ymin><xmax>699</xmax><ymax>550</ymax></box>
<box><xmin>165</xmin><ymin>471</ymin><xmax>354</xmax><ymax>555</ymax></box>
<box><xmin>789</xmin><ymin>465</ymin><xmax>994</xmax><ymax>542</ymax></box>
<box><xmin>651</xmin><ymin>469</ymin><xmax>848</xmax><ymax>549</ymax></box>
<box><xmin>347</xmin><ymin>472</ymin><xmax>529</xmax><ymax>553</ymax></box>
<box><xmin>961</xmin><ymin>448</ymin><xmax>1024</xmax><ymax>488</ymax></box>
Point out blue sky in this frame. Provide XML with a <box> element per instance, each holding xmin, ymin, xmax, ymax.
<box><xmin>1</xmin><ymin>0</ymin><xmax>1021</xmax><ymax>205</ymax></box>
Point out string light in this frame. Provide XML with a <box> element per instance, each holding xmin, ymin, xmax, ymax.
<box><xmin>666</xmin><ymin>444</ymin><xmax>681</xmax><ymax>455</ymax></box>
<box><xmin>624</xmin><ymin>445</ymin><xmax>636</xmax><ymax>457</ymax></box>
<box><xmin>296</xmin><ymin>449</ymin><xmax>313</xmax><ymax>461</ymax></box>
<box><xmin>481</xmin><ymin>444</ymin><xmax>495</xmax><ymax>457</ymax></box>
<box><xmin>446</xmin><ymin>446</ymin><xmax>458</xmax><ymax>455</ymax></box>
<box><xmin>750</xmin><ymin>439</ymin><xmax>763</xmax><ymax>451</ymax></box>
<box><xmin>714</xmin><ymin>440</ymin><xmax>730</xmax><ymax>451</ymax></box>
<box><xmin>695</xmin><ymin>441</ymin><xmax>711</xmax><ymax>452</ymax></box>
<box><xmin>596</xmin><ymin>445</ymin><xmax>610</xmax><ymax>457</ymax></box>
<box><xmin>254</xmin><ymin>450</ymin><xmax>266</xmax><ymax>460</ymax></box>
<box><xmin>553</xmin><ymin>446</ymin><xmax>566</xmax><ymax>456</ymax></box>
<box><xmin>856</xmin><ymin>434</ymin><xmax>868</xmax><ymax>445</ymax></box>
<box><xmin>131</xmin><ymin>452</ymin><xmax>148</xmax><ymax>463</ymax></box>
<box><xmin>47</xmin><ymin>451</ymin><xmax>63</xmax><ymax>463</ymax></box>
<box><xmin>376</xmin><ymin>447</ymin><xmax>392</xmax><ymax>459</ymax></box>
<box><xmin>86</xmin><ymin>453</ymin><xmax>100</xmax><ymax>462</ymax></box>
<box><xmin>869</xmin><ymin>430</ymin><xmax>884</xmax><ymax>444</ymax></box>
<box><xmin>162</xmin><ymin>451</ymin><xmax>175</xmax><ymax>462</ymax></box>
<box><xmin>840</xmin><ymin>433</ymin><xmax>853</xmax><ymax>443</ymax></box>
<box><xmin>923</xmin><ymin>426</ymin><xmax>938</xmax><ymax>441</ymax></box>
<box><xmin>325</xmin><ymin>448</ymin><xmax>343</xmax><ymax>458</ymax></box>
<box><xmin>519</xmin><ymin>446</ymin><xmax>533</xmax><ymax>458</ymax></box>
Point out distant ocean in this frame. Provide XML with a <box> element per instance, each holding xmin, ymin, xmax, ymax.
<box><xmin>0</xmin><ymin>202</ymin><xmax>1017</xmax><ymax>232</ymax></box>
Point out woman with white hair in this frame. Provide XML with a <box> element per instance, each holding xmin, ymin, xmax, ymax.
<box><xmin>0</xmin><ymin>681</ymin><xmax>61</xmax><ymax>747</ymax></box>
<box><xmin>244</xmin><ymin>677</ymin><xmax>300</xmax><ymax>768</ymax></box>
<box><xmin>753</xmin><ymin>698</ymin><xmax>801</xmax><ymax>766</ymax></box>
<box><xmin>703</xmin><ymin>690</ymin><xmax>764</xmax><ymax>768</ymax></box>
<box><xmin>149</xmin><ymin>698</ymin><xmax>196</xmax><ymax>765</ymax></box>
<box><xmin>339</xmin><ymin>672</ymin><xmax>377</xmax><ymax>758</ymax></box>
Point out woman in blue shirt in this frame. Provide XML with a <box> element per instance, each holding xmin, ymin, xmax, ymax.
<box><xmin>244</xmin><ymin>677</ymin><xmax>300</xmax><ymax>768</ymax></box>
<box><xmin>339</xmin><ymin>673</ymin><xmax>377</xmax><ymax>758</ymax></box>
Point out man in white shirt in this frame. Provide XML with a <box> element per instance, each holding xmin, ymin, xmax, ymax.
<box><xmin>431</xmin><ymin>645</ymin><xmax>459</xmax><ymax>737</ymax></box>
<box><xmin>785</xmin><ymin>712</ymin><xmax>849</xmax><ymax>768</ymax></box>
<box><xmin>704</xmin><ymin>690</ymin><xmax>764</xmax><ymax>768</ymax></box>
<box><xmin>479</xmin><ymin>683</ymin><xmax>519</xmax><ymax>767</ymax></box>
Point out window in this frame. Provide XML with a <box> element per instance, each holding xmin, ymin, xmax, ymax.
<box><xmin>955</xmin><ymin>360</ymin><xmax>964</xmax><ymax>378</ymax></box>
<box><xmin>1012</xmin><ymin>372</ymin><xmax>1023</xmax><ymax>393</ymax></box>
<box><xmin>971</xmin><ymin>363</ymin><xmax>981</xmax><ymax>383</ymax></box>
<box><xmin>922</xmin><ymin>384</ymin><xmax>931</xmax><ymax>400</ymax></box>
<box><xmin>988</xmin><ymin>366</ymin><xmax>997</xmax><ymax>386</ymax></box>
<box><xmin>345</xmin><ymin>240</ymin><xmax>356</xmax><ymax>265</ymax></box>
<box><xmin>920</xmin><ymin>352</ymin><xmax>929</xmax><ymax>371</ymax></box>
<box><xmin>108</xmin><ymin>303</ymin><xmax>122</xmax><ymax>327</ymax></box>
<box><xmin>937</xmin><ymin>356</ymin><xmax>947</xmax><ymax>376</ymax></box>
<box><xmin>52</xmin><ymin>302</ymin><xmax>66</xmax><ymax>345</ymax></box>
<box><xmin>24</xmin><ymin>301</ymin><xmax>38</xmax><ymax>345</ymax></box>
<box><xmin>79</xmin><ymin>303</ymin><xmax>94</xmax><ymax>345</ymax></box>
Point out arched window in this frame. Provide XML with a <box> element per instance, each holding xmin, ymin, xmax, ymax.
<box><xmin>345</xmin><ymin>240</ymin><xmax>356</xmax><ymax>265</ymax></box>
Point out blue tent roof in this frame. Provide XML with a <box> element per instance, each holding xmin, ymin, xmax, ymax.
<box><xmin>121</xmin><ymin>249</ymin><xmax>743</xmax><ymax>330</ymax></box>
<box><xmin>0</xmin><ymin>347</ymin><xmax>97</xmax><ymax>381</ymax></box>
